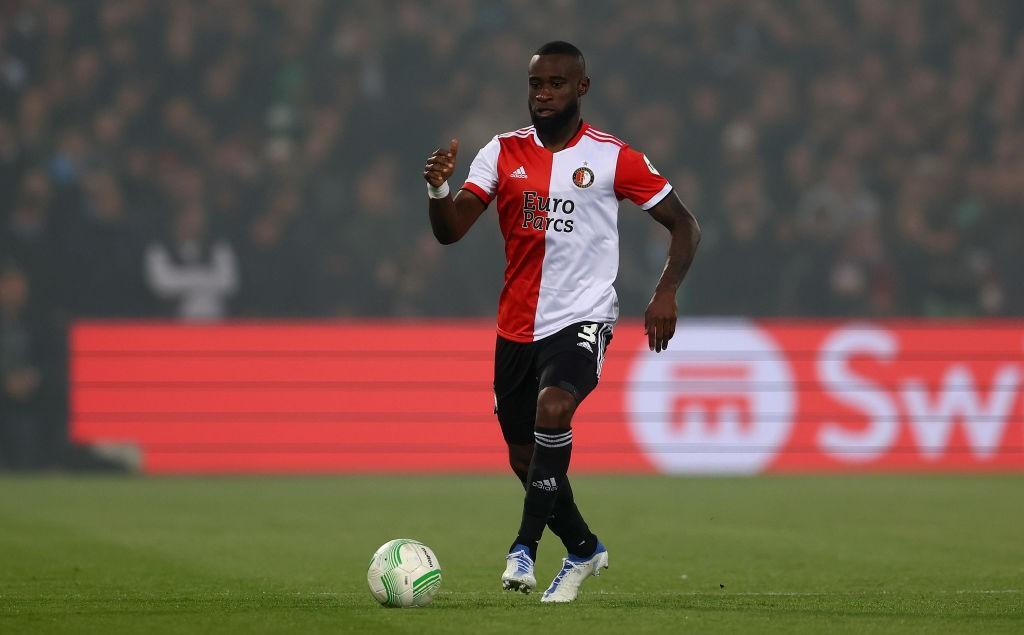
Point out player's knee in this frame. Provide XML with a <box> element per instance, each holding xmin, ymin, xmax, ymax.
<box><xmin>536</xmin><ymin>387</ymin><xmax>577</xmax><ymax>428</ymax></box>
<box><xmin>507</xmin><ymin>443</ymin><xmax>533</xmax><ymax>478</ymax></box>
<box><xmin>508</xmin><ymin>455</ymin><xmax>529</xmax><ymax>483</ymax></box>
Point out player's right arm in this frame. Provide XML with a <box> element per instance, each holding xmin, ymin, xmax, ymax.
<box><xmin>423</xmin><ymin>139</ymin><xmax>487</xmax><ymax>245</ymax></box>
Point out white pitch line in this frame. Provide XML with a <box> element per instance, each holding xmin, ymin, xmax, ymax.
<box><xmin>590</xmin><ymin>590</ymin><xmax>1022</xmax><ymax>597</ymax></box>
<box><xmin>955</xmin><ymin>589</ymin><xmax>1022</xmax><ymax>595</ymax></box>
<box><xmin>272</xmin><ymin>589</ymin><xmax>1023</xmax><ymax>599</ymax></box>
<box><xmin>18</xmin><ymin>590</ymin><xmax>1022</xmax><ymax>602</ymax></box>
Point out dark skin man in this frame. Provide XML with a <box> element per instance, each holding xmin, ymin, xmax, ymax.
<box><xmin>422</xmin><ymin>44</ymin><xmax>701</xmax><ymax>602</ymax></box>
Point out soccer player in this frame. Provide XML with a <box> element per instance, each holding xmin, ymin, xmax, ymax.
<box><xmin>422</xmin><ymin>41</ymin><xmax>700</xmax><ymax>602</ymax></box>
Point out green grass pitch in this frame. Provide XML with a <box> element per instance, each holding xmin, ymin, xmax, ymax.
<box><xmin>0</xmin><ymin>475</ymin><xmax>1021</xmax><ymax>633</ymax></box>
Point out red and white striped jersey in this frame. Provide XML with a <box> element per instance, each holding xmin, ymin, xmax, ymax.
<box><xmin>461</xmin><ymin>122</ymin><xmax>672</xmax><ymax>342</ymax></box>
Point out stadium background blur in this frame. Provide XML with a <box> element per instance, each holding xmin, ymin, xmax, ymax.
<box><xmin>1</xmin><ymin>0</ymin><xmax>1023</xmax><ymax>469</ymax></box>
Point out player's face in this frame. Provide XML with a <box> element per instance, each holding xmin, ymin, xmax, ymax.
<box><xmin>528</xmin><ymin>54</ymin><xmax>589</xmax><ymax>132</ymax></box>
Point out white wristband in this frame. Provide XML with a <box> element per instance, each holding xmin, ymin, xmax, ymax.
<box><xmin>427</xmin><ymin>180</ymin><xmax>450</xmax><ymax>199</ymax></box>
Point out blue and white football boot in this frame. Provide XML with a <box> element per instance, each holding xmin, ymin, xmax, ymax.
<box><xmin>501</xmin><ymin>544</ymin><xmax>537</xmax><ymax>593</ymax></box>
<box><xmin>540</xmin><ymin>542</ymin><xmax>608</xmax><ymax>603</ymax></box>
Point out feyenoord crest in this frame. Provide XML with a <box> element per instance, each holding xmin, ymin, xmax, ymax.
<box><xmin>572</xmin><ymin>166</ymin><xmax>595</xmax><ymax>188</ymax></box>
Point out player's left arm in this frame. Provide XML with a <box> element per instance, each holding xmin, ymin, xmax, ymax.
<box><xmin>644</xmin><ymin>191</ymin><xmax>701</xmax><ymax>353</ymax></box>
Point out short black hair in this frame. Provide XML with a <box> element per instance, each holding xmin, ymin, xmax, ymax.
<box><xmin>535</xmin><ymin>41</ymin><xmax>586</xmax><ymax>73</ymax></box>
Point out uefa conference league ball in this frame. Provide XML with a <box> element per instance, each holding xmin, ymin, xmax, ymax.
<box><xmin>367</xmin><ymin>539</ymin><xmax>442</xmax><ymax>608</ymax></box>
<box><xmin>367</xmin><ymin>539</ymin><xmax>443</xmax><ymax>607</ymax></box>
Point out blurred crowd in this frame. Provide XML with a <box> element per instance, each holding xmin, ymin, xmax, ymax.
<box><xmin>1</xmin><ymin>0</ymin><xmax>1023</xmax><ymax>465</ymax></box>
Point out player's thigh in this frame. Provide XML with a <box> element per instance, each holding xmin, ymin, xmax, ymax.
<box><xmin>493</xmin><ymin>335</ymin><xmax>539</xmax><ymax>445</ymax></box>
<box><xmin>536</xmin><ymin>322</ymin><xmax>613</xmax><ymax>404</ymax></box>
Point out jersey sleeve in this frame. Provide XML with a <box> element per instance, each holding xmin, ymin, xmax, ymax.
<box><xmin>614</xmin><ymin>146</ymin><xmax>673</xmax><ymax>210</ymax></box>
<box><xmin>461</xmin><ymin>136</ymin><xmax>500</xmax><ymax>205</ymax></box>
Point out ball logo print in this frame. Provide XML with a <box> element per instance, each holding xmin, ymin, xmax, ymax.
<box><xmin>572</xmin><ymin>166</ymin><xmax>595</xmax><ymax>188</ymax></box>
<box><xmin>625</xmin><ymin>321</ymin><xmax>795</xmax><ymax>474</ymax></box>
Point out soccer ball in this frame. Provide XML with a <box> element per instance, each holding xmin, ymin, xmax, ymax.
<box><xmin>366</xmin><ymin>539</ymin><xmax>443</xmax><ymax>607</ymax></box>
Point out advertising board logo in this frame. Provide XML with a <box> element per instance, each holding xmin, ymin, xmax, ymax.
<box><xmin>625</xmin><ymin>321</ymin><xmax>795</xmax><ymax>474</ymax></box>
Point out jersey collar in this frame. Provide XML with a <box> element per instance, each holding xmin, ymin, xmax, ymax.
<box><xmin>531</xmin><ymin>121</ymin><xmax>589</xmax><ymax>152</ymax></box>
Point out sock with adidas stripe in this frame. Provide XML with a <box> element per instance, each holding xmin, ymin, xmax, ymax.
<box><xmin>510</xmin><ymin>460</ymin><xmax>595</xmax><ymax>559</ymax></box>
<box><xmin>513</xmin><ymin>426</ymin><xmax>573</xmax><ymax>558</ymax></box>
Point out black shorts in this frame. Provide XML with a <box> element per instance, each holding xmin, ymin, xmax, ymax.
<box><xmin>493</xmin><ymin>321</ymin><xmax>613</xmax><ymax>445</ymax></box>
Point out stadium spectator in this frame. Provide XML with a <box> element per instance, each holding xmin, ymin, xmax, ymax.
<box><xmin>62</xmin><ymin>168</ymin><xmax>146</xmax><ymax>317</ymax></box>
<box><xmin>144</xmin><ymin>201</ymin><xmax>239</xmax><ymax>321</ymax></box>
<box><xmin>0</xmin><ymin>263</ymin><xmax>47</xmax><ymax>469</ymax></box>
<box><xmin>693</xmin><ymin>170</ymin><xmax>782</xmax><ymax>316</ymax></box>
<box><xmin>2</xmin><ymin>168</ymin><xmax>57</xmax><ymax>313</ymax></box>
<box><xmin>237</xmin><ymin>182</ymin><xmax>323</xmax><ymax>316</ymax></box>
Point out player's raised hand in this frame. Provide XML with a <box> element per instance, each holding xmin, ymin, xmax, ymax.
<box><xmin>644</xmin><ymin>289</ymin><xmax>677</xmax><ymax>353</ymax></box>
<box><xmin>423</xmin><ymin>138</ymin><xmax>459</xmax><ymax>187</ymax></box>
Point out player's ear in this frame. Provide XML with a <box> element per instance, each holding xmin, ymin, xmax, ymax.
<box><xmin>578</xmin><ymin>76</ymin><xmax>590</xmax><ymax>97</ymax></box>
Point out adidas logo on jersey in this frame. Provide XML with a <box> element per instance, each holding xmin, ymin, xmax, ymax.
<box><xmin>531</xmin><ymin>477</ymin><xmax>558</xmax><ymax>492</ymax></box>
<box><xmin>510</xmin><ymin>166</ymin><xmax>528</xmax><ymax>179</ymax></box>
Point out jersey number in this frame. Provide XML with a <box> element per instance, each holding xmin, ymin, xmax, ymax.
<box><xmin>578</xmin><ymin>323</ymin><xmax>598</xmax><ymax>344</ymax></box>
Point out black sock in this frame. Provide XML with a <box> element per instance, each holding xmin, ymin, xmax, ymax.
<box><xmin>546</xmin><ymin>479</ymin><xmax>598</xmax><ymax>558</ymax></box>
<box><xmin>514</xmin><ymin>427</ymin><xmax>572</xmax><ymax>556</ymax></box>
<box><xmin>511</xmin><ymin>474</ymin><xmax>596</xmax><ymax>559</ymax></box>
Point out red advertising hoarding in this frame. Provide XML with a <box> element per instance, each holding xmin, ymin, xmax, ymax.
<box><xmin>70</xmin><ymin>320</ymin><xmax>1023</xmax><ymax>474</ymax></box>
